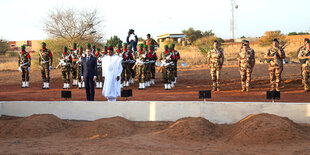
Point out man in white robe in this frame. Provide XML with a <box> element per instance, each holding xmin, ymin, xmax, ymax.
<box><xmin>102</xmin><ymin>46</ymin><xmax>123</xmax><ymax>101</ymax></box>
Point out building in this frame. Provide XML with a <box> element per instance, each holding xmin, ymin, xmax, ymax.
<box><xmin>156</xmin><ymin>34</ymin><xmax>187</xmax><ymax>46</ymax></box>
<box><xmin>8</xmin><ymin>40</ymin><xmax>44</xmax><ymax>52</ymax></box>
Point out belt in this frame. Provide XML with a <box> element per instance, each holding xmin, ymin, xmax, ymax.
<box><xmin>41</xmin><ymin>60</ymin><xmax>49</xmax><ymax>64</ymax></box>
<box><xmin>20</xmin><ymin>62</ymin><xmax>29</xmax><ymax>66</ymax></box>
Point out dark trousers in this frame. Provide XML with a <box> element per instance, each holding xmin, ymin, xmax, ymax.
<box><xmin>84</xmin><ymin>77</ymin><xmax>95</xmax><ymax>101</ymax></box>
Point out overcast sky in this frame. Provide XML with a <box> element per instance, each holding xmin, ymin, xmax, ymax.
<box><xmin>1</xmin><ymin>0</ymin><xmax>309</xmax><ymax>42</ymax></box>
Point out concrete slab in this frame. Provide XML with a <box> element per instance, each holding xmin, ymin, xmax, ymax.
<box><xmin>0</xmin><ymin>101</ymin><xmax>309</xmax><ymax>124</ymax></box>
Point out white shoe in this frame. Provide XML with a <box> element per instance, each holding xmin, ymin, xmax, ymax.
<box><xmin>175</xmin><ymin>77</ymin><xmax>177</xmax><ymax>83</ymax></box>
<box><xmin>78</xmin><ymin>82</ymin><xmax>82</xmax><ymax>88</ymax></box>
<box><xmin>21</xmin><ymin>81</ymin><xmax>25</xmax><ymax>88</ymax></box>
<box><xmin>138</xmin><ymin>83</ymin><xmax>142</xmax><ymax>89</ymax></box>
<box><xmin>131</xmin><ymin>78</ymin><xmax>135</xmax><ymax>84</ymax></box>
<box><xmin>96</xmin><ymin>82</ymin><xmax>99</xmax><ymax>88</ymax></box>
<box><xmin>164</xmin><ymin>84</ymin><xmax>168</xmax><ymax>90</ymax></box>
<box><xmin>147</xmin><ymin>81</ymin><xmax>150</xmax><ymax>86</ymax></box>
<box><xmin>125</xmin><ymin>81</ymin><xmax>129</xmax><ymax>87</ymax></box>
<box><xmin>67</xmin><ymin>83</ymin><xmax>70</xmax><ymax>89</ymax></box>
<box><xmin>82</xmin><ymin>82</ymin><xmax>85</xmax><ymax>88</ymax></box>
<box><xmin>99</xmin><ymin>82</ymin><xmax>103</xmax><ymax>88</ymax></box>
<box><xmin>142</xmin><ymin>83</ymin><xmax>145</xmax><ymax>89</ymax></box>
<box><xmin>171</xmin><ymin>82</ymin><xmax>175</xmax><ymax>88</ymax></box>
<box><xmin>168</xmin><ymin>84</ymin><xmax>171</xmax><ymax>90</ymax></box>
<box><xmin>25</xmin><ymin>81</ymin><xmax>29</xmax><ymax>88</ymax></box>
<box><xmin>121</xmin><ymin>83</ymin><xmax>123</xmax><ymax>88</ymax></box>
<box><xmin>63</xmin><ymin>83</ymin><xmax>66</xmax><ymax>89</ymax></box>
<box><xmin>43</xmin><ymin>82</ymin><xmax>46</xmax><ymax>89</ymax></box>
<box><xmin>46</xmin><ymin>82</ymin><xmax>50</xmax><ymax>89</ymax></box>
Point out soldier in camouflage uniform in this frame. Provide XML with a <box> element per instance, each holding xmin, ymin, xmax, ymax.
<box><xmin>144</xmin><ymin>45</ymin><xmax>152</xmax><ymax>87</ymax></box>
<box><xmin>149</xmin><ymin>45</ymin><xmax>158</xmax><ymax>85</ymax></box>
<box><xmin>168</xmin><ymin>46</ymin><xmax>175</xmax><ymax>88</ymax></box>
<box><xmin>74</xmin><ymin>46</ymin><xmax>85</xmax><ymax>89</ymax></box>
<box><xmin>18</xmin><ymin>45</ymin><xmax>31</xmax><ymax>88</ymax></box>
<box><xmin>298</xmin><ymin>38</ymin><xmax>309</xmax><ymax>86</ymax></box>
<box><xmin>127</xmin><ymin>44</ymin><xmax>135</xmax><ymax>84</ymax></box>
<box><xmin>39</xmin><ymin>42</ymin><xmax>53</xmax><ymax>89</ymax></box>
<box><xmin>238</xmin><ymin>42</ymin><xmax>255</xmax><ymax>92</ymax></box>
<box><xmin>58</xmin><ymin>46</ymin><xmax>72</xmax><ymax>89</ymax></box>
<box><xmin>71</xmin><ymin>43</ymin><xmax>78</xmax><ymax>86</ymax></box>
<box><xmin>135</xmin><ymin>44</ymin><xmax>147</xmax><ymax>89</ymax></box>
<box><xmin>94</xmin><ymin>48</ymin><xmax>103</xmax><ymax>89</ymax></box>
<box><xmin>298</xmin><ymin>40</ymin><xmax>310</xmax><ymax>92</ymax></box>
<box><xmin>159</xmin><ymin>45</ymin><xmax>174</xmax><ymax>90</ymax></box>
<box><xmin>170</xmin><ymin>43</ymin><xmax>180</xmax><ymax>87</ymax></box>
<box><xmin>264</xmin><ymin>39</ymin><xmax>286</xmax><ymax>91</ymax></box>
<box><xmin>121</xmin><ymin>43</ymin><xmax>131</xmax><ymax>87</ymax></box>
<box><xmin>207</xmin><ymin>40</ymin><xmax>224</xmax><ymax>91</ymax></box>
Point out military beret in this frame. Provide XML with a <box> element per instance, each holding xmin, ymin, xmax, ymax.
<box><xmin>170</xmin><ymin>43</ymin><xmax>175</xmax><ymax>46</ymax></box>
<box><xmin>164</xmin><ymin>45</ymin><xmax>168</xmax><ymax>48</ymax></box>
<box><xmin>41</xmin><ymin>42</ymin><xmax>46</xmax><ymax>45</ymax></box>
<box><xmin>79</xmin><ymin>45</ymin><xmax>83</xmax><ymax>49</ymax></box>
<box><xmin>128</xmin><ymin>44</ymin><xmax>132</xmax><ymax>47</ymax></box>
<box><xmin>214</xmin><ymin>40</ymin><xmax>218</xmax><ymax>43</ymax></box>
<box><xmin>92</xmin><ymin>44</ymin><xmax>96</xmax><ymax>47</ymax></box>
<box><xmin>116</xmin><ymin>44</ymin><xmax>121</xmax><ymax>47</ymax></box>
<box><xmin>149</xmin><ymin>45</ymin><xmax>153</xmax><ymax>47</ymax></box>
<box><xmin>143</xmin><ymin>45</ymin><xmax>148</xmax><ymax>48</ymax></box>
<box><xmin>104</xmin><ymin>45</ymin><xmax>107</xmax><ymax>47</ymax></box>
<box><xmin>139</xmin><ymin>43</ymin><xmax>144</xmax><ymax>46</ymax></box>
<box><xmin>64</xmin><ymin>46</ymin><xmax>67</xmax><ymax>49</ymax></box>
<box><xmin>96</xmin><ymin>48</ymin><xmax>101</xmax><ymax>51</ymax></box>
<box><xmin>123</xmin><ymin>43</ymin><xmax>128</xmax><ymax>45</ymax></box>
<box><xmin>273</xmin><ymin>39</ymin><xmax>279</xmax><ymax>43</ymax></box>
<box><xmin>87</xmin><ymin>42</ymin><xmax>91</xmax><ymax>46</ymax></box>
<box><xmin>73</xmin><ymin>43</ymin><xmax>77</xmax><ymax>45</ymax></box>
<box><xmin>21</xmin><ymin>45</ymin><xmax>25</xmax><ymax>48</ymax></box>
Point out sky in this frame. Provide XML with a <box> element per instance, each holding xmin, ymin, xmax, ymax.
<box><xmin>1</xmin><ymin>0</ymin><xmax>310</xmax><ymax>42</ymax></box>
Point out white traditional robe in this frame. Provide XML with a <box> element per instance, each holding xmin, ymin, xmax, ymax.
<box><xmin>101</xmin><ymin>55</ymin><xmax>123</xmax><ymax>99</ymax></box>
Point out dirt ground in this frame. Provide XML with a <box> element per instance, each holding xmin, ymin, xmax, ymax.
<box><xmin>0</xmin><ymin>113</ymin><xmax>309</xmax><ymax>155</ymax></box>
<box><xmin>0</xmin><ymin>64</ymin><xmax>309</xmax><ymax>102</ymax></box>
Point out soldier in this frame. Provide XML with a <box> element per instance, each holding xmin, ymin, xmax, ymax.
<box><xmin>298</xmin><ymin>38</ymin><xmax>309</xmax><ymax>86</ymax></box>
<box><xmin>149</xmin><ymin>45</ymin><xmax>158</xmax><ymax>85</ymax></box>
<box><xmin>127</xmin><ymin>44</ymin><xmax>135</xmax><ymax>84</ymax></box>
<box><xmin>120</xmin><ymin>43</ymin><xmax>131</xmax><ymax>87</ymax></box>
<box><xmin>243</xmin><ymin>40</ymin><xmax>255</xmax><ymax>88</ymax></box>
<box><xmin>144</xmin><ymin>45</ymin><xmax>151</xmax><ymax>87</ymax></box>
<box><xmin>134</xmin><ymin>43</ymin><xmax>147</xmax><ymax>89</ymax></box>
<box><xmin>171</xmin><ymin>43</ymin><xmax>180</xmax><ymax>85</ymax></box>
<box><xmin>238</xmin><ymin>43</ymin><xmax>254</xmax><ymax>92</ymax></box>
<box><xmin>115</xmin><ymin>44</ymin><xmax>126</xmax><ymax>88</ymax></box>
<box><xmin>265</xmin><ymin>39</ymin><xmax>286</xmax><ymax>91</ymax></box>
<box><xmin>207</xmin><ymin>40</ymin><xmax>224</xmax><ymax>91</ymax></box>
<box><xmin>74</xmin><ymin>46</ymin><xmax>85</xmax><ymax>89</ymax></box>
<box><xmin>18</xmin><ymin>45</ymin><xmax>31</xmax><ymax>88</ymax></box>
<box><xmin>298</xmin><ymin>40</ymin><xmax>310</xmax><ymax>92</ymax></box>
<box><xmin>159</xmin><ymin>45</ymin><xmax>174</xmax><ymax>90</ymax></box>
<box><xmin>71</xmin><ymin>43</ymin><xmax>79</xmax><ymax>86</ymax></box>
<box><xmin>95</xmin><ymin>48</ymin><xmax>103</xmax><ymax>89</ymax></box>
<box><xmin>168</xmin><ymin>46</ymin><xmax>175</xmax><ymax>88</ymax></box>
<box><xmin>58</xmin><ymin>46</ymin><xmax>72</xmax><ymax>89</ymax></box>
<box><xmin>39</xmin><ymin>42</ymin><xmax>53</xmax><ymax>89</ymax></box>
<box><xmin>103</xmin><ymin>45</ymin><xmax>108</xmax><ymax>56</ymax></box>
<box><xmin>92</xmin><ymin>44</ymin><xmax>96</xmax><ymax>55</ymax></box>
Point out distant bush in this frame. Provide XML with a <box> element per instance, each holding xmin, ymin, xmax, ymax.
<box><xmin>258</xmin><ymin>30</ymin><xmax>287</xmax><ymax>47</ymax></box>
<box><xmin>0</xmin><ymin>39</ymin><xmax>8</xmax><ymax>55</ymax></box>
<box><xmin>5</xmin><ymin>50</ymin><xmax>18</xmax><ymax>57</ymax></box>
<box><xmin>194</xmin><ymin>36</ymin><xmax>224</xmax><ymax>55</ymax></box>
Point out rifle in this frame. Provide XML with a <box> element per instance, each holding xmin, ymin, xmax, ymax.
<box><xmin>299</xmin><ymin>52</ymin><xmax>310</xmax><ymax>64</ymax></box>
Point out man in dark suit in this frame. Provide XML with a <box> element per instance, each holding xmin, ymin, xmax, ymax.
<box><xmin>81</xmin><ymin>49</ymin><xmax>98</xmax><ymax>101</ymax></box>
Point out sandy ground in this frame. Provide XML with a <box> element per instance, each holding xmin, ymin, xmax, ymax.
<box><xmin>0</xmin><ymin>114</ymin><xmax>309</xmax><ymax>155</ymax></box>
<box><xmin>0</xmin><ymin>64</ymin><xmax>309</xmax><ymax>102</ymax></box>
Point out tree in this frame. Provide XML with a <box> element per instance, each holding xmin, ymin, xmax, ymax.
<box><xmin>202</xmin><ymin>30</ymin><xmax>215</xmax><ymax>37</ymax></box>
<box><xmin>0</xmin><ymin>38</ymin><xmax>8</xmax><ymax>55</ymax></box>
<box><xmin>288</xmin><ymin>32</ymin><xmax>298</xmax><ymax>36</ymax></box>
<box><xmin>194</xmin><ymin>36</ymin><xmax>224</xmax><ymax>55</ymax></box>
<box><xmin>297</xmin><ymin>32</ymin><xmax>309</xmax><ymax>35</ymax></box>
<box><xmin>43</xmin><ymin>7</ymin><xmax>104</xmax><ymax>48</ymax></box>
<box><xmin>182</xmin><ymin>27</ymin><xmax>203</xmax><ymax>43</ymax></box>
<box><xmin>258</xmin><ymin>30</ymin><xmax>287</xmax><ymax>47</ymax></box>
<box><xmin>106</xmin><ymin>36</ymin><xmax>122</xmax><ymax>47</ymax></box>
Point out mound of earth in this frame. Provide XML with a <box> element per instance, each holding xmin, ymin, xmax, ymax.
<box><xmin>0</xmin><ymin>114</ymin><xmax>69</xmax><ymax>138</ymax></box>
<box><xmin>157</xmin><ymin>117</ymin><xmax>221</xmax><ymax>141</ymax></box>
<box><xmin>68</xmin><ymin>116</ymin><xmax>136</xmax><ymax>139</ymax></box>
<box><xmin>227</xmin><ymin>113</ymin><xmax>310</xmax><ymax>145</ymax></box>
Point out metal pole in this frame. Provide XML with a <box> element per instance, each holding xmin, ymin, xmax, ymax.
<box><xmin>231</xmin><ymin>0</ymin><xmax>235</xmax><ymax>40</ymax></box>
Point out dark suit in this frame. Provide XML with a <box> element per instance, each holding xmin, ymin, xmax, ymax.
<box><xmin>80</xmin><ymin>55</ymin><xmax>98</xmax><ymax>101</ymax></box>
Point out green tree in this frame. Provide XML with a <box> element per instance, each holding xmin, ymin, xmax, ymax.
<box><xmin>202</xmin><ymin>30</ymin><xmax>215</xmax><ymax>37</ymax></box>
<box><xmin>288</xmin><ymin>32</ymin><xmax>298</xmax><ymax>35</ymax></box>
<box><xmin>297</xmin><ymin>32</ymin><xmax>309</xmax><ymax>35</ymax></box>
<box><xmin>258</xmin><ymin>30</ymin><xmax>287</xmax><ymax>47</ymax></box>
<box><xmin>106</xmin><ymin>36</ymin><xmax>123</xmax><ymax>47</ymax></box>
<box><xmin>0</xmin><ymin>38</ymin><xmax>8</xmax><ymax>55</ymax></box>
<box><xmin>194</xmin><ymin>36</ymin><xmax>224</xmax><ymax>55</ymax></box>
<box><xmin>182</xmin><ymin>27</ymin><xmax>203</xmax><ymax>43</ymax></box>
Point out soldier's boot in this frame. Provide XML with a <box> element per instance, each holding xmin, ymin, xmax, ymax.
<box><xmin>241</xmin><ymin>82</ymin><xmax>245</xmax><ymax>92</ymax></box>
<box><xmin>99</xmin><ymin>82</ymin><xmax>103</xmax><ymax>88</ymax></box>
<box><xmin>142</xmin><ymin>83</ymin><xmax>146</xmax><ymax>89</ymax></box>
<box><xmin>25</xmin><ymin>81</ymin><xmax>29</xmax><ymax>88</ymax></box>
<box><xmin>78</xmin><ymin>82</ymin><xmax>82</xmax><ymax>89</ymax></box>
<box><xmin>216</xmin><ymin>82</ymin><xmax>220</xmax><ymax>91</ymax></box>
<box><xmin>46</xmin><ymin>82</ymin><xmax>50</xmax><ymax>89</ymax></box>
<box><xmin>42</xmin><ymin>82</ymin><xmax>46</xmax><ymax>89</ymax></box>
<box><xmin>147</xmin><ymin>81</ymin><xmax>150</xmax><ymax>87</ymax></box>
<box><xmin>72</xmin><ymin>80</ymin><xmax>75</xmax><ymax>86</ymax></box>
<box><xmin>171</xmin><ymin>81</ymin><xmax>175</xmax><ymax>88</ymax></box>
<box><xmin>67</xmin><ymin>83</ymin><xmax>70</xmax><ymax>89</ymax></box>
<box><xmin>21</xmin><ymin>81</ymin><xmax>25</xmax><ymax>88</ymax></box>
<box><xmin>125</xmin><ymin>81</ymin><xmax>129</xmax><ymax>87</ymax></box>
<box><xmin>151</xmin><ymin>79</ymin><xmax>155</xmax><ymax>85</ymax></box>
<box><xmin>120</xmin><ymin>83</ymin><xmax>124</xmax><ymax>89</ymax></box>
<box><xmin>82</xmin><ymin>82</ymin><xmax>85</xmax><ymax>88</ymax></box>
<box><xmin>131</xmin><ymin>78</ymin><xmax>135</xmax><ymax>84</ymax></box>
<box><xmin>138</xmin><ymin>83</ymin><xmax>142</xmax><ymax>90</ymax></box>
<box><xmin>212</xmin><ymin>82</ymin><xmax>217</xmax><ymax>91</ymax></box>
<box><xmin>123</xmin><ymin>81</ymin><xmax>126</xmax><ymax>87</ymax></box>
<box><xmin>167</xmin><ymin>84</ymin><xmax>172</xmax><ymax>90</ymax></box>
<box><xmin>175</xmin><ymin>77</ymin><xmax>177</xmax><ymax>83</ymax></box>
<box><xmin>96</xmin><ymin>82</ymin><xmax>99</xmax><ymax>89</ymax></box>
<box><xmin>63</xmin><ymin>83</ymin><xmax>66</xmax><ymax>89</ymax></box>
<box><xmin>164</xmin><ymin>84</ymin><xmax>167</xmax><ymax>90</ymax></box>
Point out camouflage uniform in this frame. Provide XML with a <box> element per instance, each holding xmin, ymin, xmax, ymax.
<box><xmin>265</xmin><ymin>47</ymin><xmax>285</xmax><ymax>91</ymax></box>
<box><xmin>71</xmin><ymin>48</ymin><xmax>79</xmax><ymax>86</ymax></box>
<box><xmin>59</xmin><ymin>51</ymin><xmax>72</xmax><ymax>89</ymax></box>
<box><xmin>298</xmin><ymin>48</ymin><xmax>310</xmax><ymax>91</ymax></box>
<box><xmin>149</xmin><ymin>49</ymin><xmax>158</xmax><ymax>84</ymax></box>
<box><xmin>18</xmin><ymin>50</ymin><xmax>31</xmax><ymax>88</ymax></box>
<box><xmin>95</xmin><ymin>51</ymin><xmax>103</xmax><ymax>89</ymax></box>
<box><xmin>159</xmin><ymin>50</ymin><xmax>174</xmax><ymax>89</ymax></box>
<box><xmin>298</xmin><ymin>45</ymin><xmax>306</xmax><ymax>85</ymax></box>
<box><xmin>39</xmin><ymin>48</ymin><xmax>53</xmax><ymax>89</ymax></box>
<box><xmin>135</xmin><ymin>49</ymin><xmax>147</xmax><ymax>89</ymax></box>
<box><xmin>238</xmin><ymin>48</ymin><xmax>254</xmax><ymax>91</ymax></box>
<box><xmin>207</xmin><ymin>48</ymin><xmax>224</xmax><ymax>91</ymax></box>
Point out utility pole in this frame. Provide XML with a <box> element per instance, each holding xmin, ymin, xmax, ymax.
<box><xmin>231</xmin><ymin>0</ymin><xmax>238</xmax><ymax>41</ymax></box>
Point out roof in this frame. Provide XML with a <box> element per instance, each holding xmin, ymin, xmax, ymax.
<box><xmin>157</xmin><ymin>34</ymin><xmax>187</xmax><ymax>39</ymax></box>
